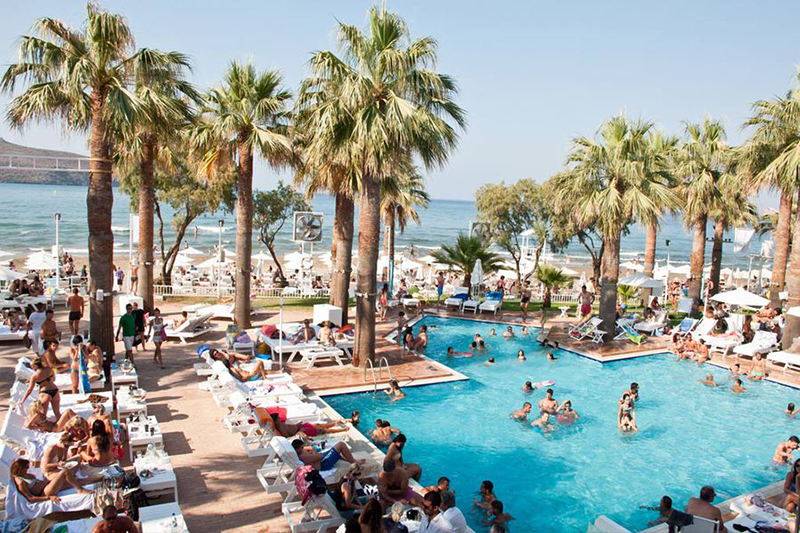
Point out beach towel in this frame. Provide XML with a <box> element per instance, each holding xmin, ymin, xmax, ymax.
<box><xmin>294</xmin><ymin>465</ymin><xmax>327</xmax><ymax>504</ymax></box>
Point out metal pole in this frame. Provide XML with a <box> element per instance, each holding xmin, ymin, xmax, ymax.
<box><xmin>757</xmin><ymin>255</ymin><xmax>765</xmax><ymax>294</ymax></box>
<box><xmin>128</xmin><ymin>213</ymin><xmax>133</xmax><ymax>293</ymax></box>
<box><xmin>54</xmin><ymin>213</ymin><xmax>61</xmax><ymax>288</ymax></box>
<box><xmin>217</xmin><ymin>220</ymin><xmax>224</xmax><ymax>298</ymax></box>
<box><xmin>746</xmin><ymin>255</ymin><xmax>753</xmax><ymax>290</ymax></box>
<box><xmin>278</xmin><ymin>295</ymin><xmax>284</xmax><ymax>370</ymax></box>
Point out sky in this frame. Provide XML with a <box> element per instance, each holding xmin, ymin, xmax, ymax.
<box><xmin>0</xmin><ymin>0</ymin><xmax>799</xmax><ymax>205</ymax></box>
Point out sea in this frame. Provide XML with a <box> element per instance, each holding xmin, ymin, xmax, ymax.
<box><xmin>0</xmin><ymin>182</ymin><xmax>769</xmax><ymax>270</ymax></box>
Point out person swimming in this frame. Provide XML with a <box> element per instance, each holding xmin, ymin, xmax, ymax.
<box><xmin>510</xmin><ymin>402</ymin><xmax>532</xmax><ymax>421</ymax></box>
<box><xmin>698</xmin><ymin>374</ymin><xmax>717</xmax><ymax>387</ymax></box>
<box><xmin>447</xmin><ymin>346</ymin><xmax>473</xmax><ymax>358</ymax></box>
<box><xmin>385</xmin><ymin>380</ymin><xmax>406</xmax><ymax>401</ymax></box>
<box><xmin>522</xmin><ymin>381</ymin><xmax>533</xmax><ymax>393</ymax></box>
<box><xmin>732</xmin><ymin>378</ymin><xmax>746</xmax><ymax>393</ymax></box>
<box><xmin>618</xmin><ymin>394</ymin><xmax>637</xmax><ymax>432</ymax></box>
<box><xmin>547</xmin><ymin>351</ymin><xmax>557</xmax><ymax>361</ymax></box>
<box><xmin>787</xmin><ymin>403</ymin><xmax>798</xmax><ymax>418</ymax></box>
<box><xmin>521</xmin><ymin>326</ymin><xmax>529</xmax><ymax>336</ymax></box>
<box><xmin>517</xmin><ymin>350</ymin><xmax>526</xmax><ymax>361</ymax></box>
<box><xmin>556</xmin><ymin>400</ymin><xmax>579</xmax><ymax>424</ymax></box>
<box><xmin>531</xmin><ymin>412</ymin><xmax>555</xmax><ymax>434</ymax></box>
<box><xmin>488</xmin><ymin>329</ymin><xmax>496</xmax><ymax>337</ymax></box>
<box><xmin>485</xmin><ymin>357</ymin><xmax>495</xmax><ymax>366</ymax></box>
<box><xmin>503</xmin><ymin>326</ymin><xmax>515</xmax><ymax>339</ymax></box>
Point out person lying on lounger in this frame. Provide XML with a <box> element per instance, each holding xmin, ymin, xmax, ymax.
<box><xmin>265</xmin><ymin>412</ymin><xmax>349</xmax><ymax>438</ymax></box>
<box><xmin>290</xmin><ymin>319</ymin><xmax>316</xmax><ymax>345</ymax></box>
<box><xmin>11</xmin><ymin>458</ymin><xmax>92</xmax><ymax>503</ymax></box>
<box><xmin>291</xmin><ymin>439</ymin><xmax>365</xmax><ymax>472</ymax></box>
<box><xmin>209</xmin><ymin>349</ymin><xmax>267</xmax><ymax>381</ymax></box>
<box><xmin>25</xmin><ymin>397</ymin><xmax>76</xmax><ymax>432</ymax></box>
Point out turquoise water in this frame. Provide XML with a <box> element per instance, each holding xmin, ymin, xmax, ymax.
<box><xmin>0</xmin><ymin>182</ymin><xmax>763</xmax><ymax>268</ymax></box>
<box><xmin>326</xmin><ymin>316</ymin><xmax>799</xmax><ymax>532</ymax></box>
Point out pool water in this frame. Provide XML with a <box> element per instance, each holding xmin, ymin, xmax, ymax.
<box><xmin>325</xmin><ymin>316</ymin><xmax>800</xmax><ymax>532</ymax></box>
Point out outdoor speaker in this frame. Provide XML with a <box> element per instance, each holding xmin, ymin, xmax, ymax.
<box><xmin>293</xmin><ymin>212</ymin><xmax>324</xmax><ymax>242</ymax></box>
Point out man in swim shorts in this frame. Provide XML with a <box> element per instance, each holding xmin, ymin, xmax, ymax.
<box><xmin>379</xmin><ymin>459</ymin><xmax>423</xmax><ymax>507</ymax></box>
<box><xmin>773</xmin><ymin>436</ymin><xmax>800</xmax><ymax>465</ymax></box>
<box><xmin>538</xmin><ymin>388</ymin><xmax>559</xmax><ymax>414</ymax></box>
<box><xmin>510</xmin><ymin>402</ymin><xmax>532</xmax><ymax>420</ymax></box>
<box><xmin>67</xmin><ymin>288</ymin><xmax>84</xmax><ymax>336</ymax></box>
<box><xmin>292</xmin><ymin>439</ymin><xmax>365</xmax><ymax>471</ymax></box>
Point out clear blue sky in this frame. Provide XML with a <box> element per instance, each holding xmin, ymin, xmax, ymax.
<box><xmin>1</xmin><ymin>0</ymin><xmax>798</xmax><ymax>204</ymax></box>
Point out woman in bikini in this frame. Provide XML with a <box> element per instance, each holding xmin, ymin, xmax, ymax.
<box><xmin>618</xmin><ymin>394</ymin><xmax>637</xmax><ymax>432</ymax></box>
<box><xmin>69</xmin><ymin>336</ymin><xmax>83</xmax><ymax>394</ymax></box>
<box><xmin>41</xmin><ymin>431</ymin><xmax>98</xmax><ymax>489</ymax></box>
<box><xmin>385</xmin><ymin>379</ymin><xmax>406</xmax><ymax>401</ymax></box>
<box><xmin>264</xmin><ymin>412</ymin><xmax>349</xmax><ymax>438</ymax></box>
<box><xmin>84</xmin><ymin>340</ymin><xmax>103</xmax><ymax>382</ymax></box>
<box><xmin>148</xmin><ymin>308</ymin><xmax>166</xmax><ymax>368</ymax></box>
<box><xmin>18</xmin><ymin>356</ymin><xmax>62</xmax><ymax>418</ymax></box>
<box><xmin>80</xmin><ymin>420</ymin><xmax>116</xmax><ymax>471</ymax></box>
<box><xmin>11</xmin><ymin>458</ymin><xmax>91</xmax><ymax>504</ymax></box>
<box><xmin>379</xmin><ymin>284</ymin><xmax>389</xmax><ymax>322</ymax></box>
<box><xmin>25</xmin><ymin>397</ymin><xmax>76</xmax><ymax>433</ymax></box>
<box><xmin>208</xmin><ymin>349</ymin><xmax>267</xmax><ymax>382</ymax></box>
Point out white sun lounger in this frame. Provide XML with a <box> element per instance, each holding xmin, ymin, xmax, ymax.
<box><xmin>164</xmin><ymin>312</ymin><xmax>214</xmax><ymax>344</ymax></box>
<box><xmin>732</xmin><ymin>331</ymin><xmax>778</xmax><ymax>359</ymax></box>
<box><xmin>570</xmin><ymin>317</ymin><xmax>605</xmax><ymax>343</ymax></box>
<box><xmin>0</xmin><ymin>326</ymin><xmax>26</xmax><ymax>343</ymax></box>
<box><xmin>478</xmin><ymin>296</ymin><xmax>503</xmax><ymax>315</ymax></box>
<box><xmin>296</xmin><ymin>347</ymin><xmax>346</xmax><ymax>369</ymax></box>
<box><xmin>634</xmin><ymin>310</ymin><xmax>668</xmax><ymax>334</ymax></box>
<box><xmin>768</xmin><ymin>351</ymin><xmax>800</xmax><ymax>374</ymax></box>
<box><xmin>183</xmin><ymin>303</ymin><xmax>260</xmax><ymax>320</ymax></box>
<box><xmin>462</xmin><ymin>299</ymin><xmax>480</xmax><ymax>314</ymax></box>
<box><xmin>283</xmin><ymin>487</ymin><xmax>345</xmax><ymax>533</ymax></box>
<box><xmin>262</xmin><ymin>337</ymin><xmax>354</xmax><ymax>361</ymax></box>
<box><xmin>444</xmin><ymin>287</ymin><xmax>469</xmax><ymax>312</ymax></box>
<box><xmin>15</xmin><ymin>357</ymin><xmax>106</xmax><ymax>391</ymax></box>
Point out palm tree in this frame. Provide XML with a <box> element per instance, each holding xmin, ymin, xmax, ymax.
<box><xmin>677</xmin><ymin>118</ymin><xmax>729</xmax><ymax>315</ymax></box>
<box><xmin>554</xmin><ymin>116</ymin><xmax>678</xmax><ymax>341</ymax></box>
<box><xmin>2</xmin><ymin>4</ymin><xmax>146</xmax><ymax>355</ymax></box>
<box><xmin>382</xmin><ymin>164</ymin><xmax>429</xmax><ymax>281</ymax></box>
<box><xmin>617</xmin><ymin>284</ymin><xmax>638</xmax><ymax>307</ymax></box>
<box><xmin>432</xmin><ymin>234</ymin><xmax>501</xmax><ymax>291</ymax></box>
<box><xmin>190</xmin><ymin>61</ymin><xmax>292</xmax><ymax>328</ymax></box>
<box><xmin>642</xmin><ymin>132</ymin><xmax>679</xmax><ymax>279</ymax></box>
<box><xmin>742</xmin><ymin>91</ymin><xmax>800</xmax><ymax>307</ymax></box>
<box><xmin>115</xmin><ymin>50</ymin><xmax>200</xmax><ymax>312</ymax></box>
<box><xmin>535</xmin><ymin>265</ymin><xmax>571</xmax><ymax>308</ymax></box>
<box><xmin>298</xmin><ymin>7</ymin><xmax>465</xmax><ymax>366</ymax></box>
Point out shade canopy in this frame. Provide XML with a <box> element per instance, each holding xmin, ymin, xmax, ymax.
<box><xmin>0</xmin><ymin>267</ymin><xmax>23</xmax><ymax>281</ymax></box>
<box><xmin>252</xmin><ymin>251</ymin><xmax>272</xmax><ymax>261</ymax></box>
<box><xmin>172</xmin><ymin>254</ymin><xmax>194</xmax><ymax>267</ymax></box>
<box><xmin>710</xmin><ymin>288</ymin><xmax>769</xmax><ymax>308</ymax></box>
<box><xmin>618</xmin><ymin>273</ymin><xmax>663</xmax><ymax>289</ymax></box>
<box><xmin>418</xmin><ymin>254</ymin><xmax>438</xmax><ymax>264</ymax></box>
<box><xmin>25</xmin><ymin>251</ymin><xmax>57</xmax><ymax>271</ymax></box>
<box><xmin>198</xmin><ymin>256</ymin><xmax>232</xmax><ymax>269</ymax></box>
<box><xmin>178</xmin><ymin>246</ymin><xmax>205</xmax><ymax>256</ymax></box>
<box><xmin>620</xmin><ymin>261</ymin><xmax>644</xmax><ymax>272</ymax></box>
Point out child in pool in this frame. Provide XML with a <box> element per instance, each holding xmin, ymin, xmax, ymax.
<box><xmin>517</xmin><ymin>350</ymin><xmax>526</xmax><ymax>361</ymax></box>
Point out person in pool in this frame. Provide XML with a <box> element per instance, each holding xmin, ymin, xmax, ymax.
<box><xmin>747</xmin><ymin>352</ymin><xmax>768</xmax><ymax>381</ymax></box>
<box><xmin>385</xmin><ymin>379</ymin><xmax>406</xmax><ymax>401</ymax></box>
<box><xmin>473</xmin><ymin>480</ymin><xmax>497</xmax><ymax>510</ymax></box>
<box><xmin>625</xmin><ymin>382</ymin><xmax>640</xmax><ymax>404</ymax></box>
<box><xmin>477</xmin><ymin>339</ymin><xmax>488</xmax><ymax>353</ymax></box>
<box><xmin>729</xmin><ymin>363</ymin><xmax>741</xmax><ymax>380</ymax></box>
<box><xmin>521</xmin><ymin>326</ymin><xmax>529</xmax><ymax>336</ymax></box>
<box><xmin>556</xmin><ymin>400</ymin><xmax>579</xmax><ymax>424</ymax></box>
<box><xmin>773</xmin><ymin>436</ymin><xmax>800</xmax><ymax>465</ymax></box>
<box><xmin>474</xmin><ymin>333</ymin><xmax>484</xmax><ymax>344</ymax></box>
<box><xmin>488</xmin><ymin>329</ymin><xmax>496</xmax><ymax>337</ymax></box>
<box><xmin>640</xmin><ymin>496</ymin><xmax>674</xmax><ymax>527</ymax></box>
<box><xmin>485</xmin><ymin>500</ymin><xmax>514</xmax><ymax>529</ymax></box>
<box><xmin>503</xmin><ymin>326</ymin><xmax>515</xmax><ymax>339</ymax></box>
<box><xmin>517</xmin><ymin>350</ymin><xmax>526</xmax><ymax>361</ymax></box>
<box><xmin>371</xmin><ymin>420</ymin><xmax>401</xmax><ymax>445</ymax></box>
<box><xmin>292</xmin><ymin>439</ymin><xmax>365</xmax><ymax>472</ymax></box>
<box><xmin>538</xmin><ymin>388</ymin><xmax>559</xmax><ymax>414</ymax></box>
<box><xmin>447</xmin><ymin>346</ymin><xmax>473</xmax><ymax>358</ymax></box>
<box><xmin>547</xmin><ymin>351</ymin><xmax>557</xmax><ymax>361</ymax></box>
<box><xmin>787</xmin><ymin>403</ymin><xmax>799</xmax><ymax>418</ymax></box>
<box><xmin>698</xmin><ymin>374</ymin><xmax>717</xmax><ymax>387</ymax></box>
<box><xmin>510</xmin><ymin>402</ymin><xmax>532</xmax><ymax>421</ymax></box>
<box><xmin>531</xmin><ymin>412</ymin><xmax>555</xmax><ymax>433</ymax></box>
<box><xmin>732</xmin><ymin>378</ymin><xmax>746</xmax><ymax>393</ymax></box>
<box><xmin>523</xmin><ymin>381</ymin><xmax>533</xmax><ymax>393</ymax></box>
<box><xmin>618</xmin><ymin>394</ymin><xmax>637</xmax><ymax>432</ymax></box>
<box><xmin>485</xmin><ymin>357</ymin><xmax>496</xmax><ymax>366</ymax></box>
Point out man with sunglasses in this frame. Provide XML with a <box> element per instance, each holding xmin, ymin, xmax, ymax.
<box><xmin>685</xmin><ymin>486</ymin><xmax>726</xmax><ymax>533</ymax></box>
<box><xmin>419</xmin><ymin>490</ymin><xmax>455</xmax><ymax>533</ymax></box>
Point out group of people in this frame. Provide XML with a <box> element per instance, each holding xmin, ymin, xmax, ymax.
<box><xmin>511</xmin><ymin>388</ymin><xmax>579</xmax><ymax>434</ymax></box>
<box><xmin>115</xmin><ymin>302</ymin><xmax>168</xmax><ymax>367</ymax></box>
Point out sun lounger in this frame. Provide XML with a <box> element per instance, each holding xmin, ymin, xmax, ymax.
<box><xmin>282</xmin><ymin>486</ymin><xmax>345</xmax><ymax>533</ymax></box>
<box><xmin>164</xmin><ymin>312</ymin><xmax>213</xmax><ymax>344</ymax></box>
<box><xmin>701</xmin><ymin>333</ymin><xmax>742</xmax><ymax>358</ymax></box>
<box><xmin>296</xmin><ymin>347</ymin><xmax>346</xmax><ymax>369</ymax></box>
<box><xmin>0</xmin><ymin>327</ymin><xmax>25</xmax><ymax>343</ymax></box>
<box><xmin>677</xmin><ymin>297</ymin><xmax>693</xmax><ymax>315</ymax></box>
<box><xmin>479</xmin><ymin>291</ymin><xmax>504</xmax><ymax>315</ymax></box>
<box><xmin>570</xmin><ymin>317</ymin><xmax>605</xmax><ymax>343</ymax></box>
<box><xmin>462</xmin><ymin>299</ymin><xmax>480</xmax><ymax>314</ymax></box>
<box><xmin>732</xmin><ymin>331</ymin><xmax>778</xmax><ymax>359</ymax></box>
<box><xmin>15</xmin><ymin>357</ymin><xmax>105</xmax><ymax>391</ymax></box>
<box><xmin>568</xmin><ymin>315</ymin><xmax>593</xmax><ymax>338</ymax></box>
<box><xmin>676</xmin><ymin>317</ymin><xmax>697</xmax><ymax>334</ymax></box>
<box><xmin>444</xmin><ymin>288</ymin><xmax>469</xmax><ymax>312</ymax></box>
<box><xmin>261</xmin><ymin>337</ymin><xmax>354</xmax><ymax>362</ymax></box>
<box><xmin>614</xmin><ymin>320</ymin><xmax>645</xmax><ymax>345</ymax></box>
<box><xmin>183</xmin><ymin>303</ymin><xmax>260</xmax><ymax>320</ymax></box>
<box><xmin>590</xmin><ymin>515</ymin><xmax>632</xmax><ymax>533</ymax></box>
<box><xmin>692</xmin><ymin>317</ymin><xmax>717</xmax><ymax>337</ymax></box>
<box><xmin>401</xmin><ymin>297</ymin><xmax>420</xmax><ymax>310</ymax></box>
<box><xmin>768</xmin><ymin>351</ymin><xmax>800</xmax><ymax>374</ymax></box>
<box><xmin>634</xmin><ymin>310</ymin><xmax>668</xmax><ymax>335</ymax></box>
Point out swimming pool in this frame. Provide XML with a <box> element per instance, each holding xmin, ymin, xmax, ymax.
<box><xmin>326</xmin><ymin>316</ymin><xmax>799</xmax><ymax>531</ymax></box>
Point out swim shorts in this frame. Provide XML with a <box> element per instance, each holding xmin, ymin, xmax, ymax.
<box><xmin>300</xmin><ymin>423</ymin><xmax>319</xmax><ymax>437</ymax></box>
<box><xmin>320</xmin><ymin>448</ymin><xmax>341</xmax><ymax>471</ymax></box>
<box><xmin>68</xmin><ymin>311</ymin><xmax>81</xmax><ymax>321</ymax></box>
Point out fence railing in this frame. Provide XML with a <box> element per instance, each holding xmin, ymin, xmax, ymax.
<box><xmin>153</xmin><ymin>284</ymin><xmax>330</xmax><ymax>299</ymax></box>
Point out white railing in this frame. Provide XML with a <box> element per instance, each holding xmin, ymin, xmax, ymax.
<box><xmin>153</xmin><ymin>284</ymin><xmax>330</xmax><ymax>299</ymax></box>
<box><xmin>0</xmin><ymin>153</ymin><xmax>92</xmax><ymax>172</ymax></box>
<box><xmin>531</xmin><ymin>291</ymin><xmax>579</xmax><ymax>303</ymax></box>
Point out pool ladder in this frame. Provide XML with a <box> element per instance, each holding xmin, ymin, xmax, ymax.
<box><xmin>364</xmin><ymin>357</ymin><xmax>394</xmax><ymax>392</ymax></box>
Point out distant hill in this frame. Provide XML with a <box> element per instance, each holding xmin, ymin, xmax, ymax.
<box><xmin>0</xmin><ymin>138</ymin><xmax>97</xmax><ymax>186</ymax></box>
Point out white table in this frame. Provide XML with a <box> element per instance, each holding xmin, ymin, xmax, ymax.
<box><xmin>111</xmin><ymin>365</ymin><xmax>139</xmax><ymax>388</ymax></box>
<box><xmin>298</xmin><ymin>346</ymin><xmax>345</xmax><ymax>369</ymax></box>
<box><xmin>138</xmin><ymin>502</ymin><xmax>188</xmax><ymax>533</ymax></box>
<box><xmin>135</xmin><ymin>452</ymin><xmax>178</xmax><ymax>503</ymax></box>
<box><xmin>116</xmin><ymin>386</ymin><xmax>147</xmax><ymax>422</ymax></box>
<box><xmin>127</xmin><ymin>415</ymin><xmax>163</xmax><ymax>462</ymax></box>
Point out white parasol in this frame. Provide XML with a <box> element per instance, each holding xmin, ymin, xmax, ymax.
<box><xmin>178</xmin><ymin>246</ymin><xmax>205</xmax><ymax>257</ymax></box>
<box><xmin>0</xmin><ymin>267</ymin><xmax>23</xmax><ymax>281</ymax></box>
<box><xmin>25</xmin><ymin>250</ymin><xmax>57</xmax><ymax>271</ymax></box>
<box><xmin>470</xmin><ymin>259</ymin><xmax>483</xmax><ymax>287</ymax></box>
<box><xmin>172</xmin><ymin>254</ymin><xmax>194</xmax><ymax>267</ymax></box>
<box><xmin>710</xmin><ymin>288</ymin><xmax>769</xmax><ymax>308</ymax></box>
<box><xmin>252</xmin><ymin>251</ymin><xmax>273</xmax><ymax>261</ymax></box>
<box><xmin>198</xmin><ymin>256</ymin><xmax>232</xmax><ymax>269</ymax></box>
<box><xmin>618</xmin><ymin>273</ymin><xmax>663</xmax><ymax>289</ymax></box>
<box><xmin>620</xmin><ymin>261</ymin><xmax>644</xmax><ymax>272</ymax></box>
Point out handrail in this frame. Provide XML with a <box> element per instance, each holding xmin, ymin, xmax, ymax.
<box><xmin>378</xmin><ymin>357</ymin><xmax>393</xmax><ymax>382</ymax></box>
<box><xmin>363</xmin><ymin>359</ymin><xmax>378</xmax><ymax>392</ymax></box>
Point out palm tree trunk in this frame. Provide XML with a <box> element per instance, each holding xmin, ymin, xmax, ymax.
<box><xmin>770</xmin><ymin>190</ymin><xmax>793</xmax><ymax>307</ymax></box>
<box><xmin>137</xmin><ymin>135</ymin><xmax>156</xmax><ymax>312</ymax></box>
<box><xmin>543</xmin><ymin>286</ymin><xmax>551</xmax><ymax>308</ymax></box>
<box><xmin>599</xmin><ymin>230</ymin><xmax>621</xmax><ymax>342</ymax></box>
<box><xmin>688</xmin><ymin>215</ymin><xmax>707</xmax><ymax>315</ymax></box>
<box><xmin>387</xmin><ymin>208</ymin><xmax>396</xmax><ymax>287</ymax></box>
<box><xmin>87</xmin><ymin>90</ymin><xmax>114</xmax><ymax>357</ymax></box>
<box><xmin>783</xmin><ymin>188</ymin><xmax>800</xmax><ymax>347</ymax></box>
<box><xmin>353</xmin><ymin>174</ymin><xmax>381</xmax><ymax>367</ymax></box>
<box><xmin>330</xmin><ymin>194</ymin><xmax>354</xmax><ymax>325</ymax></box>
<box><xmin>644</xmin><ymin>223</ymin><xmax>657</xmax><ymax>277</ymax></box>
<box><xmin>709</xmin><ymin>219</ymin><xmax>725</xmax><ymax>297</ymax></box>
<box><xmin>234</xmin><ymin>138</ymin><xmax>254</xmax><ymax>328</ymax></box>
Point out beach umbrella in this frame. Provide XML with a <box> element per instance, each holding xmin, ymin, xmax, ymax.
<box><xmin>179</xmin><ymin>246</ymin><xmax>205</xmax><ymax>257</ymax></box>
<box><xmin>283</xmin><ymin>251</ymin><xmax>311</xmax><ymax>263</ymax></box>
<box><xmin>559</xmin><ymin>266</ymin><xmax>579</xmax><ymax>277</ymax></box>
<box><xmin>252</xmin><ymin>251</ymin><xmax>272</xmax><ymax>261</ymax></box>
<box><xmin>620</xmin><ymin>261</ymin><xmax>644</xmax><ymax>272</ymax></box>
<box><xmin>618</xmin><ymin>273</ymin><xmax>664</xmax><ymax>289</ymax></box>
<box><xmin>418</xmin><ymin>254</ymin><xmax>438</xmax><ymax>264</ymax></box>
<box><xmin>710</xmin><ymin>287</ymin><xmax>769</xmax><ymax>308</ymax></box>
<box><xmin>172</xmin><ymin>254</ymin><xmax>194</xmax><ymax>267</ymax></box>
<box><xmin>471</xmin><ymin>259</ymin><xmax>483</xmax><ymax>287</ymax></box>
<box><xmin>0</xmin><ymin>267</ymin><xmax>23</xmax><ymax>281</ymax></box>
<box><xmin>25</xmin><ymin>251</ymin><xmax>57</xmax><ymax>271</ymax></box>
<box><xmin>198</xmin><ymin>256</ymin><xmax>232</xmax><ymax>269</ymax></box>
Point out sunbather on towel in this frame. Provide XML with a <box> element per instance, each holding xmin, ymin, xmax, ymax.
<box><xmin>266</xmin><ymin>412</ymin><xmax>349</xmax><ymax>438</ymax></box>
<box><xmin>510</xmin><ymin>402</ymin><xmax>532</xmax><ymax>421</ymax></box>
<box><xmin>291</xmin><ymin>439</ymin><xmax>365</xmax><ymax>472</ymax></box>
<box><xmin>209</xmin><ymin>349</ymin><xmax>267</xmax><ymax>381</ymax></box>
<box><xmin>773</xmin><ymin>436</ymin><xmax>800</xmax><ymax>466</ymax></box>
<box><xmin>290</xmin><ymin>319</ymin><xmax>316</xmax><ymax>344</ymax></box>
<box><xmin>26</xmin><ymin>397</ymin><xmax>76</xmax><ymax>433</ymax></box>
<box><xmin>319</xmin><ymin>321</ymin><xmax>337</xmax><ymax>346</ymax></box>
<box><xmin>11</xmin><ymin>458</ymin><xmax>93</xmax><ymax>503</ymax></box>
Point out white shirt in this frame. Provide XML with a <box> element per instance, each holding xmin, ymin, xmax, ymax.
<box><xmin>28</xmin><ymin>312</ymin><xmax>46</xmax><ymax>335</ymax></box>
<box><xmin>419</xmin><ymin>512</ymin><xmax>455</xmax><ymax>533</ymax></box>
<box><xmin>442</xmin><ymin>507</ymin><xmax>473</xmax><ymax>533</ymax></box>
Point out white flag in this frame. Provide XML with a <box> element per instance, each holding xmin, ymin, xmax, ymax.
<box><xmin>130</xmin><ymin>214</ymin><xmax>139</xmax><ymax>244</ymax></box>
<box><xmin>733</xmin><ymin>227</ymin><xmax>755</xmax><ymax>254</ymax></box>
